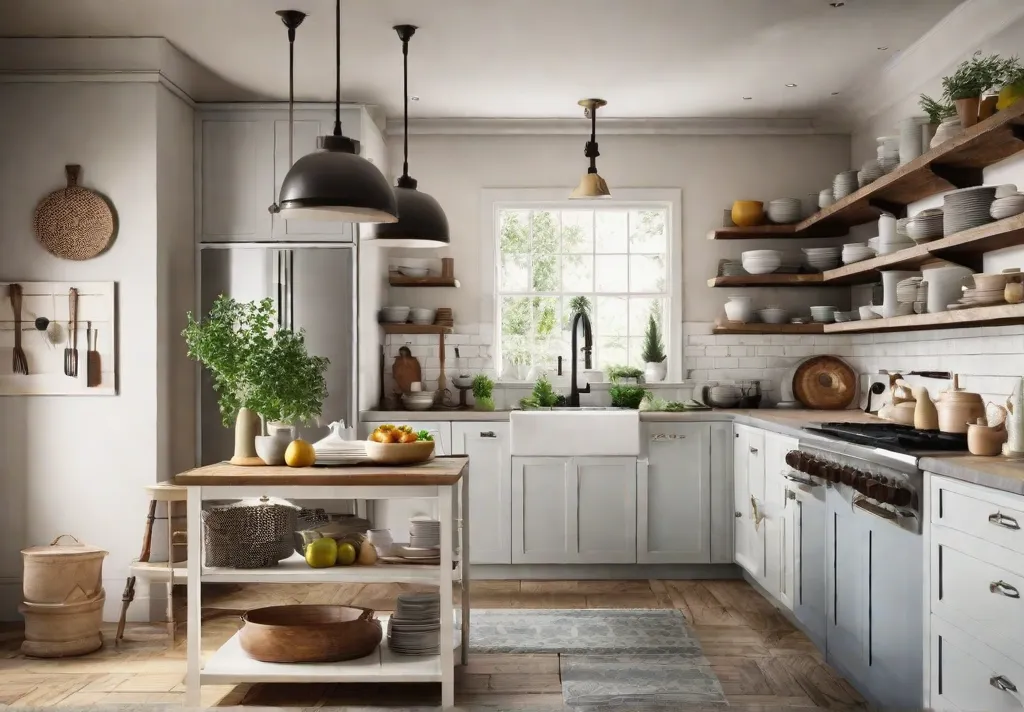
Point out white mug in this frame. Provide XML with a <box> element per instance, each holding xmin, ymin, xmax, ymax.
<box><xmin>409</xmin><ymin>382</ymin><xmax>423</xmax><ymax>393</ymax></box>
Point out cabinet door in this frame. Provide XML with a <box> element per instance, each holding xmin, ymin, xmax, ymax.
<box><xmin>638</xmin><ymin>423</ymin><xmax>711</xmax><ymax>563</ymax></box>
<box><xmin>199</xmin><ymin>118</ymin><xmax>274</xmax><ymax>242</ymax></box>
<box><xmin>710</xmin><ymin>422</ymin><xmax>734</xmax><ymax>563</ymax></box>
<box><xmin>452</xmin><ymin>423</ymin><xmax>511</xmax><ymax>565</ymax></box>
<box><xmin>791</xmin><ymin>482</ymin><xmax>828</xmax><ymax>649</ymax></box>
<box><xmin>827</xmin><ymin>486</ymin><xmax>869</xmax><ymax>683</ymax></box>
<box><xmin>512</xmin><ymin>457</ymin><xmax>575</xmax><ymax>563</ymax></box>
<box><xmin>576</xmin><ymin>457</ymin><xmax>637</xmax><ymax>564</ymax></box>
<box><xmin>734</xmin><ymin>426</ymin><xmax>766</xmax><ymax>579</ymax></box>
<box><xmin>764</xmin><ymin>433</ymin><xmax>798</xmax><ymax>603</ymax></box>
<box><xmin>271</xmin><ymin>114</ymin><xmax>354</xmax><ymax>242</ymax></box>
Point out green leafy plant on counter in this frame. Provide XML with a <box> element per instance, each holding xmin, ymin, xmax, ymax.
<box><xmin>641</xmin><ymin>314</ymin><xmax>666</xmax><ymax>365</ymax></box>
<box><xmin>519</xmin><ymin>375</ymin><xmax>560</xmax><ymax>409</ymax></box>
<box><xmin>183</xmin><ymin>295</ymin><xmax>329</xmax><ymax>427</ymax></box>
<box><xmin>607</xmin><ymin>365</ymin><xmax>644</xmax><ymax>382</ymax></box>
<box><xmin>919</xmin><ymin>94</ymin><xmax>956</xmax><ymax>124</ymax></box>
<box><xmin>472</xmin><ymin>374</ymin><xmax>495</xmax><ymax>412</ymax></box>
<box><xmin>610</xmin><ymin>384</ymin><xmax>650</xmax><ymax>409</ymax></box>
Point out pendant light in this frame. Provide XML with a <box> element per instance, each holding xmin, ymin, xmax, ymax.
<box><xmin>269</xmin><ymin>0</ymin><xmax>398</xmax><ymax>223</ymax></box>
<box><xmin>369</xmin><ymin>25</ymin><xmax>450</xmax><ymax>247</ymax></box>
<box><xmin>570</xmin><ymin>98</ymin><xmax>611</xmax><ymax>199</ymax></box>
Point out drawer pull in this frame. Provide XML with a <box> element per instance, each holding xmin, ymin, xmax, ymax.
<box><xmin>989</xmin><ymin>512</ymin><xmax>1021</xmax><ymax>530</ymax></box>
<box><xmin>479</xmin><ymin>431</ymin><xmax>497</xmax><ymax>438</ymax></box>
<box><xmin>749</xmin><ymin>446</ymin><xmax>759</xmax><ymax>455</ymax></box>
<box><xmin>783</xmin><ymin>472</ymin><xmax>820</xmax><ymax>488</ymax></box>
<box><xmin>990</xmin><ymin>580</ymin><xmax>1021</xmax><ymax>598</ymax></box>
<box><xmin>991</xmin><ymin>675</ymin><xmax>1018</xmax><ymax>693</ymax></box>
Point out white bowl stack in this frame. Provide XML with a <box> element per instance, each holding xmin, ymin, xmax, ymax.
<box><xmin>767</xmin><ymin>198</ymin><xmax>802</xmax><ymax>224</ymax></box>
<box><xmin>905</xmin><ymin>209</ymin><xmax>944</xmax><ymax>243</ymax></box>
<box><xmin>841</xmin><ymin>243</ymin><xmax>874</xmax><ymax>264</ymax></box>
<box><xmin>809</xmin><ymin>305</ymin><xmax>838</xmax><ymax>323</ymax></box>
<box><xmin>740</xmin><ymin>250</ymin><xmax>782</xmax><ymax>274</ymax></box>
<box><xmin>833</xmin><ymin>171</ymin><xmax>859</xmax><ymax>200</ymax></box>
<box><xmin>409</xmin><ymin>307</ymin><xmax>436</xmax><ymax>325</ymax></box>
<box><xmin>991</xmin><ymin>193</ymin><xmax>1024</xmax><ymax>220</ymax></box>
<box><xmin>943</xmin><ymin>186</ymin><xmax>997</xmax><ymax>236</ymax></box>
<box><xmin>802</xmin><ymin>247</ymin><xmax>841</xmax><ymax>272</ymax></box>
<box><xmin>833</xmin><ymin>310</ymin><xmax>860</xmax><ymax>323</ymax></box>
<box><xmin>757</xmin><ymin>307</ymin><xmax>788</xmax><ymax>324</ymax></box>
<box><xmin>402</xmin><ymin>391</ymin><xmax>436</xmax><ymax>411</ymax></box>
<box><xmin>380</xmin><ymin>306</ymin><xmax>411</xmax><ymax>323</ymax></box>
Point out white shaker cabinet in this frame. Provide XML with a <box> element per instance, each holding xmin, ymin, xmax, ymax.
<box><xmin>764</xmin><ymin>432</ymin><xmax>798</xmax><ymax>604</ymax></box>
<box><xmin>733</xmin><ymin>425</ymin><xmax>766</xmax><ymax>581</ymax></box>
<box><xmin>638</xmin><ymin>422</ymin><xmax>712</xmax><ymax>563</ymax></box>
<box><xmin>451</xmin><ymin>422</ymin><xmax>511</xmax><ymax>565</ymax></box>
<box><xmin>511</xmin><ymin>456</ymin><xmax>637</xmax><ymax>564</ymax></box>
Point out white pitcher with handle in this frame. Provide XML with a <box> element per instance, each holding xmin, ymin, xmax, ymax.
<box><xmin>1005</xmin><ymin>377</ymin><xmax>1024</xmax><ymax>457</ymax></box>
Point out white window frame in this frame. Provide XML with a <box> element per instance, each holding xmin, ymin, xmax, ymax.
<box><xmin>479</xmin><ymin>188</ymin><xmax>683</xmax><ymax>381</ymax></box>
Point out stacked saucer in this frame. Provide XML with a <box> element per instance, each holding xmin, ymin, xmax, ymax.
<box><xmin>802</xmin><ymin>247</ymin><xmax>841</xmax><ymax>272</ymax></box>
<box><xmin>313</xmin><ymin>425</ymin><xmax>370</xmax><ymax>465</ymax></box>
<box><xmin>896</xmin><ymin>277</ymin><xmax>923</xmax><ymax>304</ymax></box>
<box><xmin>409</xmin><ymin>517</ymin><xmax>441</xmax><ymax>549</ymax></box>
<box><xmin>905</xmin><ymin>210</ymin><xmax>944</xmax><ymax>243</ymax></box>
<box><xmin>858</xmin><ymin>159</ymin><xmax>884</xmax><ymax>187</ymax></box>
<box><xmin>767</xmin><ymin>198</ymin><xmax>802</xmax><ymax>224</ymax></box>
<box><xmin>991</xmin><ymin>193</ymin><xmax>1024</xmax><ymax>220</ymax></box>
<box><xmin>943</xmin><ymin>186</ymin><xmax>997</xmax><ymax>236</ymax></box>
<box><xmin>719</xmin><ymin>260</ymin><xmax>746</xmax><ymax>277</ymax></box>
<box><xmin>842</xmin><ymin>243</ymin><xmax>874</xmax><ymax>264</ymax></box>
<box><xmin>833</xmin><ymin>171</ymin><xmax>859</xmax><ymax>199</ymax></box>
<box><xmin>387</xmin><ymin>592</ymin><xmax>441</xmax><ymax>656</ymax></box>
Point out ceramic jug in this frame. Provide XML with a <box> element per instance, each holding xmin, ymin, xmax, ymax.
<box><xmin>1005</xmin><ymin>377</ymin><xmax>1024</xmax><ymax>457</ymax></box>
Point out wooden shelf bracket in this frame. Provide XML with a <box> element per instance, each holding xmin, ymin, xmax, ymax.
<box><xmin>928</xmin><ymin>164</ymin><xmax>984</xmax><ymax>190</ymax></box>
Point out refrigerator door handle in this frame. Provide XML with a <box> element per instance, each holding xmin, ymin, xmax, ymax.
<box><xmin>288</xmin><ymin>249</ymin><xmax>295</xmax><ymax>331</ymax></box>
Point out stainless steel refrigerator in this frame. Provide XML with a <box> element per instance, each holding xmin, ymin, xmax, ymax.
<box><xmin>198</xmin><ymin>244</ymin><xmax>357</xmax><ymax>466</ymax></box>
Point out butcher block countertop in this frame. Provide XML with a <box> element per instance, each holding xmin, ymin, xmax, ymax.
<box><xmin>174</xmin><ymin>456</ymin><xmax>468</xmax><ymax>486</ymax></box>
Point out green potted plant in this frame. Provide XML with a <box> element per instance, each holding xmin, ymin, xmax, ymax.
<box><xmin>183</xmin><ymin>296</ymin><xmax>328</xmax><ymax>465</ymax></box>
<box><xmin>919</xmin><ymin>94</ymin><xmax>956</xmax><ymax>146</ymax></box>
<box><xmin>472</xmin><ymin>374</ymin><xmax>495</xmax><ymax>411</ymax></box>
<box><xmin>609</xmin><ymin>383</ymin><xmax>649</xmax><ymax>409</ymax></box>
<box><xmin>519</xmin><ymin>375</ymin><xmax>560</xmax><ymax>409</ymax></box>
<box><xmin>607</xmin><ymin>365</ymin><xmax>643</xmax><ymax>384</ymax></box>
<box><xmin>641</xmin><ymin>314</ymin><xmax>667</xmax><ymax>383</ymax></box>
<box><xmin>942</xmin><ymin>53</ymin><xmax>1010</xmax><ymax>128</ymax></box>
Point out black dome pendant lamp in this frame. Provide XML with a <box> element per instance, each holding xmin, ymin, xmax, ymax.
<box><xmin>270</xmin><ymin>0</ymin><xmax>398</xmax><ymax>223</ymax></box>
<box><xmin>369</xmin><ymin>24</ymin><xmax>450</xmax><ymax>247</ymax></box>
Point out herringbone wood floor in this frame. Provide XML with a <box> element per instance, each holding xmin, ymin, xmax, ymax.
<box><xmin>0</xmin><ymin>579</ymin><xmax>868</xmax><ymax>709</ymax></box>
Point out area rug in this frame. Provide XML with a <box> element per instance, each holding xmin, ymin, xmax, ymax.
<box><xmin>468</xmin><ymin>608</ymin><xmax>702</xmax><ymax>655</ymax></box>
<box><xmin>561</xmin><ymin>654</ymin><xmax>727</xmax><ymax>708</ymax></box>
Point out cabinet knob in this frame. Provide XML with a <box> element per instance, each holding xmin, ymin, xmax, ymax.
<box><xmin>749</xmin><ymin>446</ymin><xmax>759</xmax><ymax>455</ymax></box>
<box><xmin>786</xmin><ymin>490</ymin><xmax>797</xmax><ymax>500</ymax></box>
<box><xmin>990</xmin><ymin>512</ymin><xmax>1021</xmax><ymax>531</ymax></box>
<box><xmin>991</xmin><ymin>675</ymin><xmax>1018</xmax><ymax>693</ymax></box>
<box><xmin>479</xmin><ymin>431</ymin><xmax>497</xmax><ymax>438</ymax></box>
<box><xmin>734</xmin><ymin>511</ymin><xmax>743</xmax><ymax>518</ymax></box>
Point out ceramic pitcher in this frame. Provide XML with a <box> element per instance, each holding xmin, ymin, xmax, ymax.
<box><xmin>1005</xmin><ymin>377</ymin><xmax>1024</xmax><ymax>457</ymax></box>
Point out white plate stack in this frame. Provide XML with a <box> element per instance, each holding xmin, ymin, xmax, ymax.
<box><xmin>767</xmin><ymin>198</ymin><xmax>802</xmax><ymax>224</ymax></box>
<box><xmin>313</xmin><ymin>425</ymin><xmax>370</xmax><ymax>465</ymax></box>
<box><xmin>802</xmin><ymin>247</ymin><xmax>841</xmax><ymax>272</ymax></box>
<box><xmin>809</xmin><ymin>306</ymin><xmax>838</xmax><ymax>323</ymax></box>
<box><xmin>859</xmin><ymin>159</ymin><xmax>884</xmax><ymax>187</ymax></box>
<box><xmin>905</xmin><ymin>209</ymin><xmax>944</xmax><ymax>243</ymax></box>
<box><xmin>896</xmin><ymin>276</ymin><xmax>923</xmax><ymax>304</ymax></box>
<box><xmin>841</xmin><ymin>243</ymin><xmax>874</xmax><ymax>264</ymax></box>
<box><xmin>877</xmin><ymin>136</ymin><xmax>900</xmax><ymax>173</ymax></box>
<box><xmin>387</xmin><ymin>592</ymin><xmax>441</xmax><ymax>656</ymax></box>
<box><xmin>833</xmin><ymin>171</ymin><xmax>859</xmax><ymax>200</ymax></box>
<box><xmin>409</xmin><ymin>517</ymin><xmax>441</xmax><ymax>549</ymax></box>
<box><xmin>991</xmin><ymin>193</ymin><xmax>1024</xmax><ymax>220</ymax></box>
<box><xmin>943</xmin><ymin>186</ymin><xmax>997</xmax><ymax>236</ymax></box>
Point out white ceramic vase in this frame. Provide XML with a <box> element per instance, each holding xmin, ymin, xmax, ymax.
<box><xmin>921</xmin><ymin>263</ymin><xmax>974</xmax><ymax>313</ymax></box>
<box><xmin>644</xmin><ymin>360</ymin><xmax>667</xmax><ymax>383</ymax></box>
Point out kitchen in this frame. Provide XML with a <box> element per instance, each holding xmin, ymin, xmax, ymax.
<box><xmin>3</xmin><ymin>1</ymin><xmax>1024</xmax><ymax>710</ymax></box>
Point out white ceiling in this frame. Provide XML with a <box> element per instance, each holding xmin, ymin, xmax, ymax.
<box><xmin>0</xmin><ymin>0</ymin><xmax>963</xmax><ymax>119</ymax></box>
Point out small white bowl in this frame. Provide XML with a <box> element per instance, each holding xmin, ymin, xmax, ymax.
<box><xmin>757</xmin><ymin>308</ymin><xmax>789</xmax><ymax>324</ymax></box>
<box><xmin>398</xmin><ymin>266</ymin><xmax>429</xmax><ymax>278</ymax></box>
<box><xmin>380</xmin><ymin>306</ymin><xmax>411</xmax><ymax>323</ymax></box>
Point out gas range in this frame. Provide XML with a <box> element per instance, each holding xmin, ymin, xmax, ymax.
<box><xmin>803</xmin><ymin>422</ymin><xmax>968</xmax><ymax>463</ymax></box>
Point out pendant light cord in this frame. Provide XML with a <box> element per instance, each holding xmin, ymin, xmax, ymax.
<box><xmin>402</xmin><ymin>34</ymin><xmax>410</xmax><ymax>179</ymax></box>
<box><xmin>334</xmin><ymin>0</ymin><xmax>341</xmax><ymax>136</ymax></box>
<box><xmin>586</xmin><ymin>105</ymin><xmax>599</xmax><ymax>174</ymax></box>
<box><xmin>287</xmin><ymin>24</ymin><xmax>295</xmax><ymax>167</ymax></box>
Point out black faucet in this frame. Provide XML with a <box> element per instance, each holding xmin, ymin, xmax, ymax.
<box><xmin>569</xmin><ymin>311</ymin><xmax>593</xmax><ymax>407</ymax></box>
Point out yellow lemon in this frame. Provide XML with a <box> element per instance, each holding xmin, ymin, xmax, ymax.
<box><xmin>336</xmin><ymin>541</ymin><xmax>357</xmax><ymax>566</ymax></box>
<box><xmin>305</xmin><ymin>537</ymin><xmax>337</xmax><ymax>568</ymax></box>
<box><xmin>284</xmin><ymin>438</ymin><xmax>316</xmax><ymax>467</ymax></box>
<box><xmin>998</xmin><ymin>82</ymin><xmax>1024</xmax><ymax>112</ymax></box>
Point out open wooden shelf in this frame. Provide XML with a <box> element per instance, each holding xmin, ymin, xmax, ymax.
<box><xmin>388</xmin><ymin>271</ymin><xmax>460</xmax><ymax>288</ymax></box>
<box><xmin>823</xmin><ymin>303</ymin><xmax>1024</xmax><ymax>334</ymax></box>
<box><xmin>379</xmin><ymin>323</ymin><xmax>454</xmax><ymax>335</ymax></box>
<box><xmin>713</xmin><ymin>323</ymin><xmax>824</xmax><ymax>335</ymax></box>
<box><xmin>709</xmin><ymin>101</ymin><xmax>1024</xmax><ymax>241</ymax></box>
<box><xmin>707</xmin><ymin>273</ymin><xmax>826</xmax><ymax>287</ymax></box>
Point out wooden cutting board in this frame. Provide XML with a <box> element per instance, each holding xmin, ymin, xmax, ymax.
<box><xmin>392</xmin><ymin>346</ymin><xmax>422</xmax><ymax>394</ymax></box>
<box><xmin>793</xmin><ymin>356</ymin><xmax>857</xmax><ymax>410</ymax></box>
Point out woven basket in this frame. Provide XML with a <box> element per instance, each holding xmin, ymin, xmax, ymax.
<box><xmin>202</xmin><ymin>498</ymin><xmax>327</xmax><ymax>569</ymax></box>
<box><xmin>33</xmin><ymin>165</ymin><xmax>116</xmax><ymax>261</ymax></box>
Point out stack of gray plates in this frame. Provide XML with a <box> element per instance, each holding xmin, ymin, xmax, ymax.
<box><xmin>387</xmin><ymin>593</ymin><xmax>441</xmax><ymax>656</ymax></box>
<box><xmin>991</xmin><ymin>193</ymin><xmax>1024</xmax><ymax>220</ymax></box>
<box><xmin>720</xmin><ymin>260</ymin><xmax>746</xmax><ymax>277</ymax></box>
<box><xmin>833</xmin><ymin>171</ymin><xmax>859</xmax><ymax>199</ymax></box>
<box><xmin>409</xmin><ymin>517</ymin><xmax>441</xmax><ymax>549</ymax></box>
<box><xmin>943</xmin><ymin>186</ymin><xmax>997</xmax><ymax>236</ymax></box>
<box><xmin>858</xmin><ymin>159</ymin><xmax>884</xmax><ymax>187</ymax></box>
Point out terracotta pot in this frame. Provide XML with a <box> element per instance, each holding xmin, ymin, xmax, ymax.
<box><xmin>954</xmin><ymin>97</ymin><xmax>980</xmax><ymax>129</ymax></box>
<box><xmin>979</xmin><ymin>94</ymin><xmax>999</xmax><ymax>121</ymax></box>
<box><xmin>230</xmin><ymin>407</ymin><xmax>262</xmax><ymax>466</ymax></box>
<box><xmin>968</xmin><ymin>420</ymin><xmax>1007</xmax><ymax>456</ymax></box>
<box><xmin>21</xmin><ymin>535</ymin><xmax>107</xmax><ymax>605</ymax></box>
<box><xmin>19</xmin><ymin>592</ymin><xmax>105</xmax><ymax>658</ymax></box>
<box><xmin>730</xmin><ymin>200</ymin><xmax>764</xmax><ymax>228</ymax></box>
<box><xmin>239</xmin><ymin>605</ymin><xmax>382</xmax><ymax>663</ymax></box>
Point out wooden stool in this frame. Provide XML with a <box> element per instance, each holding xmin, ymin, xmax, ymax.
<box><xmin>115</xmin><ymin>482</ymin><xmax>187</xmax><ymax>642</ymax></box>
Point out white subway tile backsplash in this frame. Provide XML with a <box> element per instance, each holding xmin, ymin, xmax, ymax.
<box><xmin>689</xmin><ymin>357</ymin><xmax>716</xmax><ymax>369</ymax></box>
<box><xmin>705</xmin><ymin>345</ymin><xmax>730</xmax><ymax>357</ymax></box>
<box><xmin>727</xmin><ymin>346</ymin><xmax>752</xmax><ymax>357</ymax></box>
<box><xmin>714</xmin><ymin>357</ymin><xmax>739</xmax><ymax>369</ymax></box>
<box><xmin>688</xmin><ymin>334</ymin><xmax>716</xmax><ymax>345</ymax></box>
<box><xmin>738</xmin><ymin>356</ymin><xmax>767</xmax><ymax>369</ymax></box>
<box><xmin>756</xmin><ymin>345</ymin><xmax>785</xmax><ymax>356</ymax></box>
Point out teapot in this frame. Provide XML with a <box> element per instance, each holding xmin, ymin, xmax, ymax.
<box><xmin>936</xmin><ymin>374</ymin><xmax>985</xmax><ymax>434</ymax></box>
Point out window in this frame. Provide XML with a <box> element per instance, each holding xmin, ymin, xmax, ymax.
<box><xmin>493</xmin><ymin>201</ymin><xmax>672</xmax><ymax>373</ymax></box>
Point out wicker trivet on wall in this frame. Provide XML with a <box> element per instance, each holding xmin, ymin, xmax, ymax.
<box><xmin>33</xmin><ymin>165</ymin><xmax>116</xmax><ymax>261</ymax></box>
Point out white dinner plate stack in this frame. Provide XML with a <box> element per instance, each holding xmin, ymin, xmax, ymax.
<box><xmin>409</xmin><ymin>517</ymin><xmax>441</xmax><ymax>549</ymax></box>
<box><xmin>767</xmin><ymin>198</ymin><xmax>802</xmax><ymax>224</ymax></box>
<box><xmin>858</xmin><ymin>159</ymin><xmax>884</xmax><ymax>187</ymax></box>
<box><xmin>905</xmin><ymin>209</ymin><xmax>944</xmax><ymax>243</ymax></box>
<box><xmin>841</xmin><ymin>243</ymin><xmax>874</xmax><ymax>264</ymax></box>
<box><xmin>809</xmin><ymin>306</ymin><xmax>838</xmax><ymax>323</ymax></box>
<box><xmin>833</xmin><ymin>171</ymin><xmax>859</xmax><ymax>200</ymax></box>
<box><xmin>991</xmin><ymin>193</ymin><xmax>1024</xmax><ymax>220</ymax></box>
<box><xmin>312</xmin><ymin>425</ymin><xmax>370</xmax><ymax>465</ymax></box>
<box><xmin>896</xmin><ymin>276</ymin><xmax>923</xmax><ymax>304</ymax></box>
<box><xmin>387</xmin><ymin>592</ymin><xmax>441</xmax><ymax>656</ymax></box>
<box><xmin>802</xmin><ymin>247</ymin><xmax>841</xmax><ymax>272</ymax></box>
<box><xmin>943</xmin><ymin>186</ymin><xmax>997</xmax><ymax>236</ymax></box>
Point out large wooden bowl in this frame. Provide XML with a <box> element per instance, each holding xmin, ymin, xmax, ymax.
<box><xmin>239</xmin><ymin>605</ymin><xmax>381</xmax><ymax>663</ymax></box>
<box><xmin>364</xmin><ymin>439</ymin><xmax>435</xmax><ymax>465</ymax></box>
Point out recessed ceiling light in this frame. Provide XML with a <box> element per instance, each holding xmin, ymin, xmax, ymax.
<box><xmin>829</xmin><ymin>2</ymin><xmax>845</xmax><ymax>6</ymax></box>
<box><xmin>877</xmin><ymin>46</ymin><xmax>889</xmax><ymax>51</ymax></box>
<box><xmin>742</xmin><ymin>96</ymin><xmax>753</xmax><ymax>100</ymax></box>
<box><xmin>785</xmin><ymin>83</ymin><xmax>797</xmax><ymax>88</ymax></box>
<box><xmin>410</xmin><ymin>95</ymin><xmax>420</xmax><ymax>101</ymax></box>
<box><xmin>831</xmin><ymin>91</ymin><xmax>841</xmax><ymax>96</ymax></box>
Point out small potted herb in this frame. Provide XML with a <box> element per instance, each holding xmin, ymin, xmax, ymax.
<box><xmin>919</xmin><ymin>94</ymin><xmax>956</xmax><ymax>146</ymax></box>
<box><xmin>519</xmin><ymin>376</ymin><xmax>560</xmax><ymax>409</ymax></box>
<box><xmin>942</xmin><ymin>53</ymin><xmax>1010</xmax><ymax>128</ymax></box>
<box><xmin>610</xmin><ymin>383</ymin><xmax>650</xmax><ymax>409</ymax></box>
<box><xmin>607</xmin><ymin>365</ymin><xmax>643</xmax><ymax>384</ymax></box>
<box><xmin>641</xmin><ymin>314</ymin><xmax>667</xmax><ymax>383</ymax></box>
<box><xmin>472</xmin><ymin>374</ymin><xmax>495</xmax><ymax>412</ymax></box>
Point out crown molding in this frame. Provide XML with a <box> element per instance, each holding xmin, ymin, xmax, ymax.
<box><xmin>0</xmin><ymin>69</ymin><xmax>195</xmax><ymax>107</ymax></box>
<box><xmin>385</xmin><ymin>116</ymin><xmax>846</xmax><ymax>137</ymax></box>
<box><xmin>837</xmin><ymin>0</ymin><xmax>1024</xmax><ymax>126</ymax></box>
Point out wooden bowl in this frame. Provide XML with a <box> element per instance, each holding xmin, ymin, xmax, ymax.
<box><xmin>239</xmin><ymin>605</ymin><xmax>381</xmax><ymax>663</ymax></box>
<box><xmin>364</xmin><ymin>440</ymin><xmax>435</xmax><ymax>465</ymax></box>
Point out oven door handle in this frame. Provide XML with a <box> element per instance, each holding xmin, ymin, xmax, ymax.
<box><xmin>783</xmin><ymin>472</ymin><xmax>820</xmax><ymax>488</ymax></box>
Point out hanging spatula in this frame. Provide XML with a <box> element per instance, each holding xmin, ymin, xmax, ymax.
<box><xmin>64</xmin><ymin>287</ymin><xmax>78</xmax><ymax>377</ymax></box>
<box><xmin>10</xmin><ymin>284</ymin><xmax>28</xmax><ymax>375</ymax></box>
<box><xmin>87</xmin><ymin>321</ymin><xmax>101</xmax><ymax>387</ymax></box>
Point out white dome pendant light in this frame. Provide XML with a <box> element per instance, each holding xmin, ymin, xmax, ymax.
<box><xmin>369</xmin><ymin>25</ymin><xmax>450</xmax><ymax>247</ymax></box>
<box><xmin>269</xmin><ymin>0</ymin><xmax>398</xmax><ymax>223</ymax></box>
<box><xmin>570</xmin><ymin>98</ymin><xmax>611</xmax><ymax>199</ymax></box>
